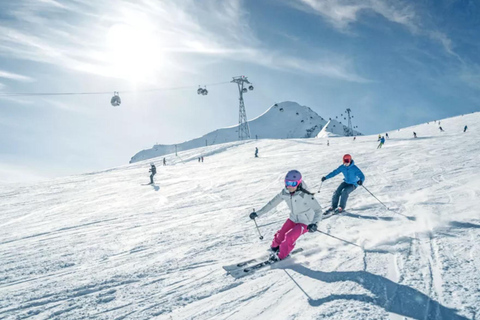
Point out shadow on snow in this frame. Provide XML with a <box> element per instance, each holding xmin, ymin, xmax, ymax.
<box><xmin>285</xmin><ymin>265</ymin><xmax>469</xmax><ymax>320</ymax></box>
<box><xmin>342</xmin><ymin>212</ymin><xmax>394</xmax><ymax>221</ymax></box>
<box><xmin>449</xmin><ymin>221</ymin><xmax>480</xmax><ymax>229</ymax></box>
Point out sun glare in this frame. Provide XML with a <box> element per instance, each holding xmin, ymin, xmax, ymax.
<box><xmin>106</xmin><ymin>22</ymin><xmax>161</xmax><ymax>83</ymax></box>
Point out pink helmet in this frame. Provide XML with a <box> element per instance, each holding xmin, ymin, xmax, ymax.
<box><xmin>285</xmin><ymin>170</ymin><xmax>302</xmax><ymax>187</ymax></box>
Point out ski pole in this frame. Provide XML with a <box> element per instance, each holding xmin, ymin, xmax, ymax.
<box><xmin>315</xmin><ymin>230</ymin><xmax>363</xmax><ymax>249</ymax></box>
<box><xmin>361</xmin><ymin>185</ymin><xmax>390</xmax><ymax>210</ymax></box>
<box><xmin>253</xmin><ymin>218</ymin><xmax>264</xmax><ymax>240</ymax></box>
<box><xmin>317</xmin><ymin>181</ymin><xmax>323</xmax><ymax>194</ymax></box>
<box><xmin>250</xmin><ymin>210</ymin><xmax>264</xmax><ymax>240</ymax></box>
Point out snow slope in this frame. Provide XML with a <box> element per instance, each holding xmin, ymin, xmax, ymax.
<box><xmin>0</xmin><ymin>112</ymin><xmax>479</xmax><ymax>320</ymax></box>
<box><xmin>130</xmin><ymin>101</ymin><xmax>361</xmax><ymax>163</ymax></box>
<box><xmin>316</xmin><ymin>120</ymin><xmax>344</xmax><ymax>138</ymax></box>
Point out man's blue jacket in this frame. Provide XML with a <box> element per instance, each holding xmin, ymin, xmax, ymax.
<box><xmin>325</xmin><ymin>160</ymin><xmax>365</xmax><ymax>186</ymax></box>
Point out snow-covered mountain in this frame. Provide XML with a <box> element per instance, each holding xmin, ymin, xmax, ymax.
<box><xmin>130</xmin><ymin>101</ymin><xmax>361</xmax><ymax>163</ymax></box>
<box><xmin>1</xmin><ymin>112</ymin><xmax>478</xmax><ymax>319</ymax></box>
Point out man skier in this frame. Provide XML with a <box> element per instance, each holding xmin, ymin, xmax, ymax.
<box><xmin>377</xmin><ymin>136</ymin><xmax>385</xmax><ymax>149</ymax></box>
<box><xmin>321</xmin><ymin>154</ymin><xmax>365</xmax><ymax>215</ymax></box>
<box><xmin>464</xmin><ymin>125</ymin><xmax>468</xmax><ymax>133</ymax></box>
<box><xmin>255</xmin><ymin>147</ymin><xmax>259</xmax><ymax>158</ymax></box>
<box><xmin>149</xmin><ymin>163</ymin><xmax>156</xmax><ymax>184</ymax></box>
<box><xmin>249</xmin><ymin>170</ymin><xmax>322</xmax><ymax>261</ymax></box>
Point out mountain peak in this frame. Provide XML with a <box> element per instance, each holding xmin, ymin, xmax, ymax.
<box><xmin>130</xmin><ymin>101</ymin><xmax>361</xmax><ymax>163</ymax></box>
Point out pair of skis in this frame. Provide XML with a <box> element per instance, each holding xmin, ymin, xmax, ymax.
<box><xmin>223</xmin><ymin>248</ymin><xmax>304</xmax><ymax>279</ymax></box>
<box><xmin>222</xmin><ymin>209</ymin><xmax>345</xmax><ymax>278</ymax></box>
<box><xmin>322</xmin><ymin>208</ymin><xmax>342</xmax><ymax>219</ymax></box>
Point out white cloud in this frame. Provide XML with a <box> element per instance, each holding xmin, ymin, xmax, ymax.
<box><xmin>290</xmin><ymin>0</ymin><xmax>416</xmax><ymax>31</ymax></box>
<box><xmin>290</xmin><ymin>0</ymin><xmax>459</xmax><ymax>58</ymax></box>
<box><xmin>0</xmin><ymin>70</ymin><xmax>35</xmax><ymax>82</ymax></box>
<box><xmin>0</xmin><ymin>0</ymin><xmax>368</xmax><ymax>83</ymax></box>
<box><xmin>0</xmin><ymin>95</ymin><xmax>36</xmax><ymax>105</ymax></box>
<box><xmin>244</xmin><ymin>51</ymin><xmax>371</xmax><ymax>83</ymax></box>
<box><xmin>291</xmin><ymin>0</ymin><xmax>367</xmax><ymax>30</ymax></box>
<box><xmin>38</xmin><ymin>0</ymin><xmax>68</xmax><ymax>9</ymax></box>
<box><xmin>428</xmin><ymin>31</ymin><xmax>463</xmax><ymax>62</ymax></box>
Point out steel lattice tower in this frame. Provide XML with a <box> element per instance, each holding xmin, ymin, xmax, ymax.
<box><xmin>231</xmin><ymin>76</ymin><xmax>252</xmax><ymax>140</ymax></box>
<box><xmin>345</xmin><ymin>108</ymin><xmax>353</xmax><ymax>136</ymax></box>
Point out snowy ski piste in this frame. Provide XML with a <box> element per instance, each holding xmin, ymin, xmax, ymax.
<box><xmin>1</xmin><ymin>112</ymin><xmax>479</xmax><ymax>319</ymax></box>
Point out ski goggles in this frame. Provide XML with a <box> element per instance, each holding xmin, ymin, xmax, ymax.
<box><xmin>343</xmin><ymin>158</ymin><xmax>351</xmax><ymax>164</ymax></box>
<box><xmin>285</xmin><ymin>180</ymin><xmax>300</xmax><ymax>187</ymax></box>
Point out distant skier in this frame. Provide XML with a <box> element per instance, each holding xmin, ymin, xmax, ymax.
<box><xmin>439</xmin><ymin>126</ymin><xmax>444</xmax><ymax>132</ymax></box>
<box><xmin>321</xmin><ymin>154</ymin><xmax>365</xmax><ymax>215</ymax></box>
<box><xmin>353</xmin><ymin>136</ymin><xmax>356</xmax><ymax>141</ymax></box>
<box><xmin>413</xmin><ymin>132</ymin><xmax>417</xmax><ymax>138</ymax></box>
<box><xmin>201</xmin><ymin>156</ymin><xmax>204</xmax><ymax>162</ymax></box>
<box><xmin>198</xmin><ymin>157</ymin><xmax>201</xmax><ymax>162</ymax></box>
<box><xmin>163</xmin><ymin>157</ymin><xmax>166</xmax><ymax>166</ymax></box>
<box><xmin>327</xmin><ymin>140</ymin><xmax>330</xmax><ymax>146</ymax></box>
<box><xmin>385</xmin><ymin>133</ymin><xmax>389</xmax><ymax>139</ymax></box>
<box><xmin>377</xmin><ymin>136</ymin><xmax>385</xmax><ymax>149</ymax></box>
<box><xmin>249</xmin><ymin>170</ymin><xmax>322</xmax><ymax>261</ymax></box>
<box><xmin>149</xmin><ymin>163</ymin><xmax>156</xmax><ymax>184</ymax></box>
<box><xmin>464</xmin><ymin>125</ymin><xmax>468</xmax><ymax>133</ymax></box>
<box><xmin>255</xmin><ymin>147</ymin><xmax>259</xmax><ymax>158</ymax></box>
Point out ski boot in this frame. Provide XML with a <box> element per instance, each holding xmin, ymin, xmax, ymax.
<box><xmin>269</xmin><ymin>246</ymin><xmax>279</xmax><ymax>254</ymax></box>
<box><xmin>323</xmin><ymin>207</ymin><xmax>335</xmax><ymax>217</ymax></box>
<box><xmin>269</xmin><ymin>251</ymin><xmax>280</xmax><ymax>262</ymax></box>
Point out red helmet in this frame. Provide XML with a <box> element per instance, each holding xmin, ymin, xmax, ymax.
<box><xmin>343</xmin><ymin>154</ymin><xmax>352</xmax><ymax>164</ymax></box>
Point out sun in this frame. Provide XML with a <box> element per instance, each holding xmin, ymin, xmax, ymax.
<box><xmin>106</xmin><ymin>22</ymin><xmax>161</xmax><ymax>83</ymax></box>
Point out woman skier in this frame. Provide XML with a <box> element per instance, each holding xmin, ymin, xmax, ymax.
<box><xmin>321</xmin><ymin>154</ymin><xmax>365</xmax><ymax>215</ymax></box>
<box><xmin>249</xmin><ymin>170</ymin><xmax>322</xmax><ymax>261</ymax></box>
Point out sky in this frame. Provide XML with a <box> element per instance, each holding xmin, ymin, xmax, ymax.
<box><xmin>0</xmin><ymin>0</ymin><xmax>479</xmax><ymax>183</ymax></box>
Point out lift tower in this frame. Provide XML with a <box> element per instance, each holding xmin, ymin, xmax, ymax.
<box><xmin>345</xmin><ymin>108</ymin><xmax>353</xmax><ymax>136</ymax></box>
<box><xmin>231</xmin><ymin>76</ymin><xmax>253</xmax><ymax>140</ymax></box>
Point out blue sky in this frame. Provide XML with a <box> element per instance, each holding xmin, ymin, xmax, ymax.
<box><xmin>0</xmin><ymin>0</ymin><xmax>479</xmax><ymax>182</ymax></box>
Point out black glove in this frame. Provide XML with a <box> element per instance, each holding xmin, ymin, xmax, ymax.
<box><xmin>307</xmin><ymin>223</ymin><xmax>317</xmax><ymax>233</ymax></box>
<box><xmin>357</xmin><ymin>180</ymin><xmax>363</xmax><ymax>186</ymax></box>
<box><xmin>321</xmin><ymin>177</ymin><xmax>326</xmax><ymax>182</ymax></box>
<box><xmin>249</xmin><ymin>212</ymin><xmax>258</xmax><ymax>220</ymax></box>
